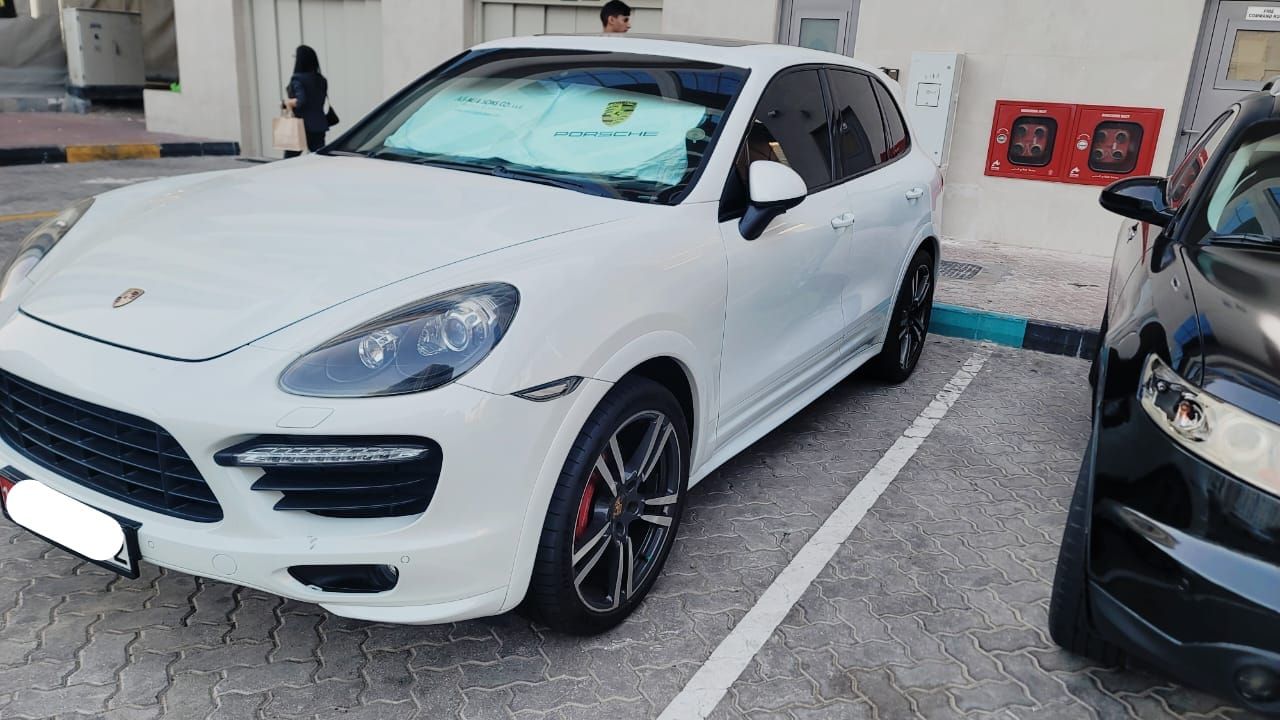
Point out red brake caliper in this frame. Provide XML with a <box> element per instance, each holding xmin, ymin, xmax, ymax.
<box><xmin>574</xmin><ymin>472</ymin><xmax>599</xmax><ymax>540</ymax></box>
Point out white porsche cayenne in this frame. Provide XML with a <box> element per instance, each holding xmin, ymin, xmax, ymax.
<box><xmin>0</xmin><ymin>34</ymin><xmax>940</xmax><ymax>633</ymax></box>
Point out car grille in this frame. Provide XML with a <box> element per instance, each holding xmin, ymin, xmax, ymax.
<box><xmin>0</xmin><ymin>370</ymin><xmax>222</xmax><ymax>522</ymax></box>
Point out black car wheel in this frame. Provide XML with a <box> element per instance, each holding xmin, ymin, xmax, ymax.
<box><xmin>524</xmin><ymin>377</ymin><xmax>690</xmax><ymax>635</ymax></box>
<box><xmin>871</xmin><ymin>247</ymin><xmax>934</xmax><ymax>383</ymax></box>
<box><xmin>1048</xmin><ymin>454</ymin><xmax>1124</xmax><ymax>665</ymax></box>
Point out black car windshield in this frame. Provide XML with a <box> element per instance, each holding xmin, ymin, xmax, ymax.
<box><xmin>329</xmin><ymin>48</ymin><xmax>750</xmax><ymax>204</ymax></box>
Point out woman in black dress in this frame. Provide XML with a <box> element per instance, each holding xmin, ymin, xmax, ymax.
<box><xmin>283</xmin><ymin>45</ymin><xmax>329</xmax><ymax>157</ymax></box>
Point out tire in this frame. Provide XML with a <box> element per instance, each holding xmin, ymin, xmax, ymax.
<box><xmin>1048</xmin><ymin>455</ymin><xmax>1125</xmax><ymax>665</ymax></box>
<box><xmin>523</xmin><ymin>377</ymin><xmax>691</xmax><ymax>635</ymax></box>
<box><xmin>870</xmin><ymin>246</ymin><xmax>935</xmax><ymax>383</ymax></box>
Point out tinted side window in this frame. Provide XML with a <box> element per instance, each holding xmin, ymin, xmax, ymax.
<box><xmin>1198</xmin><ymin>120</ymin><xmax>1280</xmax><ymax>240</ymax></box>
<box><xmin>722</xmin><ymin>69</ymin><xmax>833</xmax><ymax>218</ymax></box>
<box><xmin>1169</xmin><ymin>110</ymin><xmax>1236</xmax><ymax>210</ymax></box>
<box><xmin>873</xmin><ymin>81</ymin><xmax>910</xmax><ymax>160</ymax></box>
<box><xmin>827</xmin><ymin>69</ymin><xmax>888</xmax><ymax>178</ymax></box>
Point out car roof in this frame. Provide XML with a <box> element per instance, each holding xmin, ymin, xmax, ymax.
<box><xmin>471</xmin><ymin>33</ymin><xmax>887</xmax><ymax>78</ymax></box>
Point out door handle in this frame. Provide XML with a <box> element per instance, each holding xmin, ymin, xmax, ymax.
<box><xmin>905</xmin><ymin>187</ymin><xmax>926</xmax><ymax>201</ymax></box>
<box><xmin>830</xmin><ymin>212</ymin><xmax>856</xmax><ymax>229</ymax></box>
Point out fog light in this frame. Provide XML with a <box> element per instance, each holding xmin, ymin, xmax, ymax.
<box><xmin>1236</xmin><ymin>665</ymin><xmax>1280</xmax><ymax>703</ymax></box>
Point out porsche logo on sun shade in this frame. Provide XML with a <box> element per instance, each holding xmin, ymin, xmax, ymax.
<box><xmin>112</xmin><ymin>288</ymin><xmax>145</xmax><ymax>308</ymax></box>
<box><xmin>602</xmin><ymin>101</ymin><xmax>637</xmax><ymax>127</ymax></box>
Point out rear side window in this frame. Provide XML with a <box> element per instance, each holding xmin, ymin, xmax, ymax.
<box><xmin>722</xmin><ymin>68</ymin><xmax>834</xmax><ymax>218</ymax></box>
<box><xmin>873</xmin><ymin>81</ymin><xmax>910</xmax><ymax>161</ymax></box>
<box><xmin>827</xmin><ymin>69</ymin><xmax>888</xmax><ymax>178</ymax></box>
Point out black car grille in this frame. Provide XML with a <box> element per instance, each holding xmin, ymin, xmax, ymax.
<box><xmin>0</xmin><ymin>370</ymin><xmax>222</xmax><ymax>522</ymax></box>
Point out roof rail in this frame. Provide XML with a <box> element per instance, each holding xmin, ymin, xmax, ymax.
<box><xmin>1267</xmin><ymin>75</ymin><xmax>1280</xmax><ymax>95</ymax></box>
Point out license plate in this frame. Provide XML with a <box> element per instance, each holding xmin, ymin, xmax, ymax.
<box><xmin>0</xmin><ymin>467</ymin><xmax>141</xmax><ymax>578</ymax></box>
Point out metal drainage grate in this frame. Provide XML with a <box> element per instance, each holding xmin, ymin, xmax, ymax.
<box><xmin>939</xmin><ymin>261</ymin><xmax>983</xmax><ymax>281</ymax></box>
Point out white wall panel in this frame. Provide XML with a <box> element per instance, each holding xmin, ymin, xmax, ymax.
<box><xmin>248</xmin><ymin>0</ymin><xmax>384</xmax><ymax>158</ymax></box>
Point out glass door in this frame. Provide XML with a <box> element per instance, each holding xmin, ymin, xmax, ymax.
<box><xmin>783</xmin><ymin>0</ymin><xmax>859</xmax><ymax>56</ymax></box>
<box><xmin>1177</xmin><ymin>1</ymin><xmax>1280</xmax><ymax>161</ymax></box>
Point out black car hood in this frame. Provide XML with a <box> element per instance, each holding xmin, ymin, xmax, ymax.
<box><xmin>1183</xmin><ymin>242</ymin><xmax>1280</xmax><ymax>425</ymax></box>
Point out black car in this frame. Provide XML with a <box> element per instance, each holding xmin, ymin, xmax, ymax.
<box><xmin>1050</xmin><ymin>83</ymin><xmax>1280</xmax><ymax>715</ymax></box>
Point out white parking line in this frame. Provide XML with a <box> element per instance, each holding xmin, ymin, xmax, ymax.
<box><xmin>658</xmin><ymin>346</ymin><xmax>993</xmax><ymax>720</ymax></box>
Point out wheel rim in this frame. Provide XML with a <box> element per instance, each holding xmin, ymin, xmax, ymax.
<box><xmin>897</xmin><ymin>263</ymin><xmax>932</xmax><ymax>371</ymax></box>
<box><xmin>571</xmin><ymin>410</ymin><xmax>681</xmax><ymax>613</ymax></box>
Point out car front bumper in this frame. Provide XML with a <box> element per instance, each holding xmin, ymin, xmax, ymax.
<box><xmin>0</xmin><ymin>311</ymin><xmax>607</xmax><ymax>623</ymax></box>
<box><xmin>1088</xmin><ymin>407</ymin><xmax>1280</xmax><ymax>712</ymax></box>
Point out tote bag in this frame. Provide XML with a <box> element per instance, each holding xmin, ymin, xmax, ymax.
<box><xmin>272</xmin><ymin>108</ymin><xmax>306</xmax><ymax>152</ymax></box>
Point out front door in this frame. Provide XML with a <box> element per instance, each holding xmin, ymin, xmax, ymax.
<box><xmin>782</xmin><ymin>0</ymin><xmax>860</xmax><ymax>56</ymax></box>
<box><xmin>717</xmin><ymin>68</ymin><xmax>852</xmax><ymax>444</ymax></box>
<box><xmin>1177</xmin><ymin>1</ymin><xmax>1280</xmax><ymax>161</ymax></box>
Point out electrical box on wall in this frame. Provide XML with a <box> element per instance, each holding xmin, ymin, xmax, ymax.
<box><xmin>1062</xmin><ymin>105</ymin><xmax>1164</xmax><ymax>186</ymax></box>
<box><xmin>906</xmin><ymin>52</ymin><xmax>965</xmax><ymax>170</ymax></box>
<box><xmin>985</xmin><ymin>100</ymin><xmax>1164</xmax><ymax>186</ymax></box>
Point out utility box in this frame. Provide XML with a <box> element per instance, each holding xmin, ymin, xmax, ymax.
<box><xmin>64</xmin><ymin>8</ymin><xmax>145</xmax><ymax>100</ymax></box>
<box><xmin>1062</xmin><ymin>105</ymin><xmax>1165</xmax><ymax>186</ymax></box>
<box><xmin>906</xmin><ymin>52</ymin><xmax>964</xmax><ymax>170</ymax></box>
<box><xmin>985</xmin><ymin>100</ymin><xmax>1077</xmax><ymax>181</ymax></box>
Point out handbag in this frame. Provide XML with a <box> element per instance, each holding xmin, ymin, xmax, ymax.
<box><xmin>325</xmin><ymin>104</ymin><xmax>340</xmax><ymax>128</ymax></box>
<box><xmin>272</xmin><ymin>107</ymin><xmax>306</xmax><ymax>152</ymax></box>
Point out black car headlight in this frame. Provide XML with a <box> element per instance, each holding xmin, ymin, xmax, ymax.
<box><xmin>0</xmin><ymin>198</ymin><xmax>94</xmax><ymax>301</ymax></box>
<box><xmin>1140</xmin><ymin>355</ymin><xmax>1280</xmax><ymax>495</ymax></box>
<box><xmin>280</xmin><ymin>283</ymin><xmax>519</xmax><ymax>398</ymax></box>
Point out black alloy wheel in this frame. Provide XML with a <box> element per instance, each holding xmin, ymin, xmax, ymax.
<box><xmin>570</xmin><ymin>409</ymin><xmax>681</xmax><ymax>613</ymax></box>
<box><xmin>524</xmin><ymin>377</ymin><xmax>690</xmax><ymax>634</ymax></box>
<box><xmin>872</xmin><ymin>247</ymin><xmax>935</xmax><ymax>383</ymax></box>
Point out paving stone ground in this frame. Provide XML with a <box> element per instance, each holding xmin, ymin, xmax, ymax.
<box><xmin>0</xmin><ymin>338</ymin><xmax>1256</xmax><ymax>719</ymax></box>
<box><xmin>936</xmin><ymin>239</ymin><xmax>1110</xmax><ymax>329</ymax></box>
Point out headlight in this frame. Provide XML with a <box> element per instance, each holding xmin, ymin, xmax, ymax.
<box><xmin>0</xmin><ymin>198</ymin><xmax>94</xmax><ymax>301</ymax></box>
<box><xmin>1140</xmin><ymin>355</ymin><xmax>1280</xmax><ymax>496</ymax></box>
<box><xmin>279</xmin><ymin>283</ymin><xmax>519</xmax><ymax>398</ymax></box>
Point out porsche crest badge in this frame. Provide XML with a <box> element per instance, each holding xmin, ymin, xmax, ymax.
<box><xmin>601</xmin><ymin>101</ymin><xmax>637</xmax><ymax>127</ymax></box>
<box><xmin>113</xmin><ymin>288</ymin><xmax>145</xmax><ymax>308</ymax></box>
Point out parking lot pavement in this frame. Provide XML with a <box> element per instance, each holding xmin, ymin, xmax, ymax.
<box><xmin>0</xmin><ymin>156</ymin><xmax>250</xmax><ymax>251</ymax></box>
<box><xmin>0</xmin><ymin>337</ymin><xmax>1255</xmax><ymax>719</ymax></box>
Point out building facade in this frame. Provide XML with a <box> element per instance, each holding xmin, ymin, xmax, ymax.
<box><xmin>143</xmin><ymin>0</ymin><xmax>1271</xmax><ymax>256</ymax></box>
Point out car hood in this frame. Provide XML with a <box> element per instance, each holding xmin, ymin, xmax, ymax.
<box><xmin>20</xmin><ymin>155</ymin><xmax>634</xmax><ymax>361</ymax></box>
<box><xmin>1183</xmin><ymin>242</ymin><xmax>1280</xmax><ymax>425</ymax></box>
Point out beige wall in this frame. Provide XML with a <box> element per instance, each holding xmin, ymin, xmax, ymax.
<box><xmin>855</xmin><ymin>0</ymin><xmax>1206</xmax><ymax>255</ymax></box>
<box><xmin>381</xmin><ymin>0</ymin><xmax>471</xmax><ymax>97</ymax></box>
<box><xmin>661</xmin><ymin>0</ymin><xmax>777</xmax><ymax>42</ymax></box>
<box><xmin>143</xmin><ymin>0</ymin><xmax>249</xmax><ymax>143</ymax></box>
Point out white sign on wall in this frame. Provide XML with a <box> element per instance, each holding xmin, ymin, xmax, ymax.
<box><xmin>1247</xmin><ymin>6</ymin><xmax>1280</xmax><ymax>21</ymax></box>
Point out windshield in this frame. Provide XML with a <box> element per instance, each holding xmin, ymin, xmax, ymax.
<box><xmin>330</xmin><ymin>48</ymin><xmax>749</xmax><ymax>204</ymax></box>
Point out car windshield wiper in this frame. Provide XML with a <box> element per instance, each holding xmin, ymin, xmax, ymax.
<box><xmin>1205</xmin><ymin>233</ymin><xmax>1280</xmax><ymax>249</ymax></box>
<box><xmin>366</xmin><ymin>149</ymin><xmax>496</xmax><ymax>173</ymax></box>
<box><xmin>364</xmin><ymin>150</ymin><xmax>619</xmax><ymax>199</ymax></box>
<box><xmin>490</xmin><ymin>164</ymin><xmax>619</xmax><ymax>199</ymax></box>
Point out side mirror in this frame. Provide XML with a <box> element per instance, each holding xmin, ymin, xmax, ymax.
<box><xmin>739</xmin><ymin>161</ymin><xmax>807</xmax><ymax>240</ymax></box>
<box><xmin>1100</xmin><ymin>176</ymin><xmax>1174</xmax><ymax>227</ymax></box>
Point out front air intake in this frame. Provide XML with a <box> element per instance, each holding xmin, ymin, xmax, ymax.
<box><xmin>216</xmin><ymin>436</ymin><xmax>442</xmax><ymax>518</ymax></box>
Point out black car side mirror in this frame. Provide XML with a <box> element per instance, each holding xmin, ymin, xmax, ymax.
<box><xmin>1100</xmin><ymin>176</ymin><xmax>1174</xmax><ymax>227</ymax></box>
